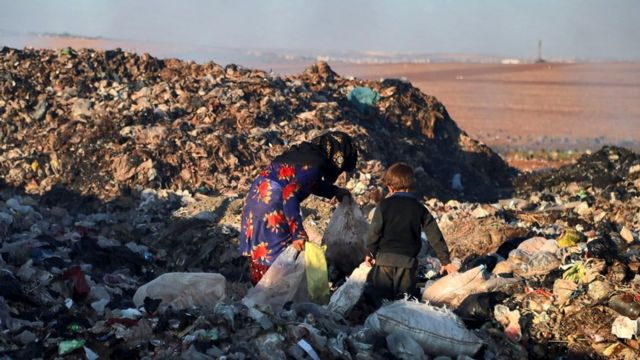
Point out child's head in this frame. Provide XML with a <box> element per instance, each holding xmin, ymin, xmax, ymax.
<box><xmin>382</xmin><ymin>162</ymin><xmax>414</xmax><ymax>191</ymax></box>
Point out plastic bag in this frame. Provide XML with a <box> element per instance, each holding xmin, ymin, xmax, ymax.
<box><xmin>305</xmin><ymin>242</ymin><xmax>329</xmax><ymax>304</ymax></box>
<box><xmin>611</xmin><ymin>316</ymin><xmax>638</xmax><ymax>339</ymax></box>
<box><xmin>516</xmin><ymin>237</ymin><xmax>549</xmax><ymax>254</ymax></box>
<box><xmin>422</xmin><ymin>266</ymin><xmax>517</xmax><ymax>308</ymax></box>
<box><xmin>243</xmin><ymin>246</ymin><xmax>306</xmax><ymax>309</ymax></box>
<box><xmin>347</xmin><ymin>87</ymin><xmax>380</xmax><ymax>112</ymax></box>
<box><xmin>58</xmin><ymin>339</ymin><xmax>85</xmax><ymax>356</ymax></box>
<box><xmin>133</xmin><ymin>272</ymin><xmax>226</xmax><ymax>310</ymax></box>
<box><xmin>366</xmin><ymin>300</ymin><xmax>484</xmax><ymax>357</ymax></box>
<box><xmin>326</xmin><ymin>262</ymin><xmax>372</xmax><ymax>316</ymax></box>
<box><xmin>494</xmin><ymin>248</ymin><xmax>560</xmax><ymax>277</ymax></box>
<box><xmin>323</xmin><ymin>198</ymin><xmax>369</xmax><ymax>276</ymax></box>
<box><xmin>557</xmin><ymin>228</ymin><xmax>586</xmax><ymax>247</ymax></box>
<box><xmin>454</xmin><ymin>292</ymin><xmax>509</xmax><ymax>328</ymax></box>
<box><xmin>512</xmin><ymin>251</ymin><xmax>560</xmax><ymax>277</ymax></box>
<box><xmin>494</xmin><ymin>304</ymin><xmax>522</xmax><ymax>342</ymax></box>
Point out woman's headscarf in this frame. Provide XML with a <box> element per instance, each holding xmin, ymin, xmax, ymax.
<box><xmin>272</xmin><ymin>131</ymin><xmax>358</xmax><ymax>183</ymax></box>
<box><xmin>312</xmin><ymin>131</ymin><xmax>358</xmax><ymax>183</ymax></box>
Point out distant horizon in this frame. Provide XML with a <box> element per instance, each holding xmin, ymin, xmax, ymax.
<box><xmin>1</xmin><ymin>0</ymin><xmax>639</xmax><ymax>62</ymax></box>
<box><xmin>2</xmin><ymin>30</ymin><xmax>636</xmax><ymax>67</ymax></box>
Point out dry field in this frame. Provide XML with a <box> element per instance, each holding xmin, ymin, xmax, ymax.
<box><xmin>269</xmin><ymin>62</ymin><xmax>640</xmax><ymax>152</ymax></box>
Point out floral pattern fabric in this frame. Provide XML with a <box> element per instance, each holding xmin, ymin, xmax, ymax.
<box><xmin>239</xmin><ymin>162</ymin><xmax>335</xmax><ymax>269</ymax></box>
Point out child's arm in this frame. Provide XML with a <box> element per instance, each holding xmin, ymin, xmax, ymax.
<box><xmin>422</xmin><ymin>212</ymin><xmax>451</xmax><ymax>265</ymax></box>
<box><xmin>366</xmin><ymin>206</ymin><xmax>383</xmax><ymax>258</ymax></box>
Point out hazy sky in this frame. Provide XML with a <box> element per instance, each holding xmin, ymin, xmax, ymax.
<box><xmin>1</xmin><ymin>0</ymin><xmax>639</xmax><ymax>60</ymax></box>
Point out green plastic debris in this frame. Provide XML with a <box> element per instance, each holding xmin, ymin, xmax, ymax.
<box><xmin>67</xmin><ymin>323</ymin><xmax>82</xmax><ymax>333</ymax></box>
<box><xmin>58</xmin><ymin>339</ymin><xmax>85</xmax><ymax>356</ymax></box>
<box><xmin>203</xmin><ymin>329</ymin><xmax>219</xmax><ymax>341</ymax></box>
<box><xmin>578</xmin><ymin>190</ymin><xmax>588</xmax><ymax>200</ymax></box>
<box><xmin>60</xmin><ymin>47</ymin><xmax>76</xmax><ymax>57</ymax></box>
<box><xmin>562</xmin><ymin>262</ymin><xmax>587</xmax><ymax>284</ymax></box>
<box><xmin>347</xmin><ymin>87</ymin><xmax>379</xmax><ymax>112</ymax></box>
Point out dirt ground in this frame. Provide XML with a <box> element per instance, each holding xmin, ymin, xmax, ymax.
<box><xmin>267</xmin><ymin>62</ymin><xmax>640</xmax><ymax>152</ymax></box>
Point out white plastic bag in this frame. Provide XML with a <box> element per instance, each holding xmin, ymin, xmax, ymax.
<box><xmin>323</xmin><ymin>198</ymin><xmax>369</xmax><ymax>276</ymax></box>
<box><xmin>243</xmin><ymin>246</ymin><xmax>306</xmax><ymax>309</ymax></box>
<box><xmin>133</xmin><ymin>272</ymin><xmax>226</xmax><ymax>310</ymax></box>
<box><xmin>422</xmin><ymin>266</ymin><xmax>518</xmax><ymax>308</ymax></box>
<box><xmin>516</xmin><ymin>237</ymin><xmax>559</xmax><ymax>255</ymax></box>
<box><xmin>366</xmin><ymin>300</ymin><xmax>484</xmax><ymax>357</ymax></box>
<box><xmin>493</xmin><ymin>248</ymin><xmax>560</xmax><ymax>277</ymax></box>
<box><xmin>326</xmin><ymin>262</ymin><xmax>372</xmax><ymax>316</ymax></box>
<box><xmin>512</xmin><ymin>251</ymin><xmax>560</xmax><ymax>277</ymax></box>
<box><xmin>494</xmin><ymin>304</ymin><xmax>522</xmax><ymax>342</ymax></box>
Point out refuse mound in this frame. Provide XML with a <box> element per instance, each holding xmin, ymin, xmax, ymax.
<box><xmin>515</xmin><ymin>146</ymin><xmax>640</xmax><ymax>194</ymax></box>
<box><xmin>0</xmin><ymin>47</ymin><xmax>514</xmax><ymax>202</ymax></box>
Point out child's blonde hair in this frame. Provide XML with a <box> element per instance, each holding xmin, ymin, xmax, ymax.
<box><xmin>382</xmin><ymin>162</ymin><xmax>414</xmax><ymax>190</ymax></box>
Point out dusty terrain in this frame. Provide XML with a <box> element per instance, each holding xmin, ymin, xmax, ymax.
<box><xmin>268</xmin><ymin>62</ymin><xmax>640</xmax><ymax>153</ymax></box>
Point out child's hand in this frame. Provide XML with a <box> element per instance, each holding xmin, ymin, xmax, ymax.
<box><xmin>365</xmin><ymin>256</ymin><xmax>375</xmax><ymax>267</ymax></box>
<box><xmin>440</xmin><ymin>263</ymin><xmax>459</xmax><ymax>275</ymax></box>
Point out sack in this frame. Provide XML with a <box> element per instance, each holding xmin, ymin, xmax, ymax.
<box><xmin>243</xmin><ymin>246</ymin><xmax>306</xmax><ymax>309</ymax></box>
<box><xmin>133</xmin><ymin>272</ymin><xmax>226</xmax><ymax>310</ymax></box>
<box><xmin>422</xmin><ymin>266</ymin><xmax>517</xmax><ymax>308</ymax></box>
<box><xmin>365</xmin><ymin>300</ymin><xmax>484</xmax><ymax>357</ymax></box>
<box><xmin>386</xmin><ymin>331</ymin><xmax>426</xmax><ymax>360</ymax></box>
<box><xmin>326</xmin><ymin>262</ymin><xmax>372</xmax><ymax>316</ymax></box>
<box><xmin>305</xmin><ymin>242</ymin><xmax>329</xmax><ymax>304</ymax></box>
<box><xmin>323</xmin><ymin>198</ymin><xmax>369</xmax><ymax>276</ymax></box>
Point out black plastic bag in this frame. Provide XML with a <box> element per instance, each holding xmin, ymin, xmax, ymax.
<box><xmin>454</xmin><ymin>291</ymin><xmax>509</xmax><ymax>328</ymax></box>
<box><xmin>460</xmin><ymin>254</ymin><xmax>499</xmax><ymax>273</ymax></box>
<box><xmin>587</xmin><ymin>236</ymin><xmax>618</xmax><ymax>264</ymax></box>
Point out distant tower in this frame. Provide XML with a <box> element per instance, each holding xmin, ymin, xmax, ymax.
<box><xmin>536</xmin><ymin>40</ymin><xmax>546</xmax><ymax>63</ymax></box>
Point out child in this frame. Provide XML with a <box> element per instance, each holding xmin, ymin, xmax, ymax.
<box><xmin>365</xmin><ymin>163</ymin><xmax>457</xmax><ymax>302</ymax></box>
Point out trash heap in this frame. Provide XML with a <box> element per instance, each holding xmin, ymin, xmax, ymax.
<box><xmin>0</xmin><ymin>47</ymin><xmax>514</xmax><ymax>203</ymax></box>
<box><xmin>415</xmin><ymin>146</ymin><xmax>640</xmax><ymax>359</ymax></box>
<box><xmin>2</xmin><ymin>47</ymin><xmax>640</xmax><ymax>359</ymax></box>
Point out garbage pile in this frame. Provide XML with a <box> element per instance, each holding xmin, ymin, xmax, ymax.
<box><xmin>0</xmin><ymin>47</ymin><xmax>514</xmax><ymax>203</ymax></box>
<box><xmin>2</xmin><ymin>47</ymin><xmax>640</xmax><ymax>359</ymax></box>
<box><xmin>415</xmin><ymin>147</ymin><xmax>640</xmax><ymax>359</ymax></box>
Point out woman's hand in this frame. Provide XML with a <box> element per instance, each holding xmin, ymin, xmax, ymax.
<box><xmin>291</xmin><ymin>239</ymin><xmax>306</xmax><ymax>252</ymax></box>
<box><xmin>365</xmin><ymin>256</ymin><xmax>376</xmax><ymax>267</ymax></box>
<box><xmin>334</xmin><ymin>187</ymin><xmax>352</xmax><ymax>202</ymax></box>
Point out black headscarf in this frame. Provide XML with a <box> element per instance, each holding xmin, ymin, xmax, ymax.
<box><xmin>273</xmin><ymin>131</ymin><xmax>358</xmax><ymax>183</ymax></box>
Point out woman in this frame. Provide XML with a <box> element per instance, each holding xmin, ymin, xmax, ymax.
<box><xmin>239</xmin><ymin>131</ymin><xmax>358</xmax><ymax>284</ymax></box>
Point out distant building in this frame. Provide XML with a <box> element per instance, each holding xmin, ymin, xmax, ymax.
<box><xmin>501</xmin><ymin>58</ymin><xmax>521</xmax><ymax>64</ymax></box>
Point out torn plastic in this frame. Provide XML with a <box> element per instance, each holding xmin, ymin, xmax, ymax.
<box><xmin>243</xmin><ymin>246</ymin><xmax>306</xmax><ymax>309</ymax></box>
<box><xmin>326</xmin><ymin>261</ymin><xmax>372</xmax><ymax>317</ymax></box>
<box><xmin>133</xmin><ymin>272</ymin><xmax>226</xmax><ymax>310</ymax></box>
